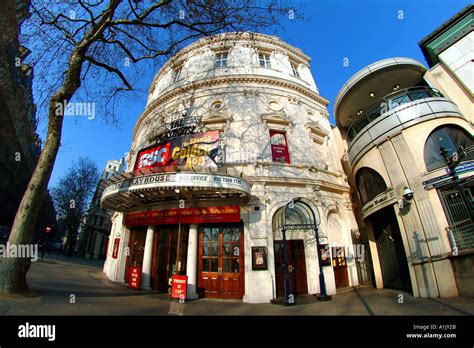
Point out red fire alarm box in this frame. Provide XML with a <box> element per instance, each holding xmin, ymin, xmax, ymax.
<box><xmin>171</xmin><ymin>275</ymin><xmax>188</xmax><ymax>300</ymax></box>
<box><xmin>129</xmin><ymin>266</ymin><xmax>141</xmax><ymax>289</ymax></box>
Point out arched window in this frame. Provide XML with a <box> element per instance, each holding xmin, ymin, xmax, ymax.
<box><xmin>424</xmin><ymin>126</ymin><xmax>474</xmax><ymax>172</ymax></box>
<box><xmin>356</xmin><ymin>167</ymin><xmax>387</xmax><ymax>204</ymax></box>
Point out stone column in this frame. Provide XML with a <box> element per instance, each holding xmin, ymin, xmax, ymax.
<box><xmin>186</xmin><ymin>224</ymin><xmax>199</xmax><ymax>299</ymax></box>
<box><xmin>140</xmin><ymin>225</ymin><xmax>155</xmax><ymax>290</ymax></box>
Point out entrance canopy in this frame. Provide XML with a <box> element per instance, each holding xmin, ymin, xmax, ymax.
<box><xmin>100</xmin><ymin>169</ymin><xmax>251</xmax><ymax>212</ymax></box>
<box><xmin>272</xmin><ymin>198</ymin><xmax>320</xmax><ymax>232</ymax></box>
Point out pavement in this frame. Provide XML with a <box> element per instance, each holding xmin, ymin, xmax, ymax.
<box><xmin>0</xmin><ymin>253</ymin><xmax>473</xmax><ymax>316</ymax></box>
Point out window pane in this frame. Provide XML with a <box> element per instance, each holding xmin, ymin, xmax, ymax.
<box><xmin>202</xmin><ymin>258</ymin><xmax>209</xmax><ymax>272</ymax></box>
<box><xmin>211</xmin><ymin>243</ymin><xmax>218</xmax><ymax>256</ymax></box>
<box><xmin>203</xmin><ymin>242</ymin><xmax>210</xmax><ymax>256</ymax></box>
<box><xmin>211</xmin><ymin>228</ymin><xmax>219</xmax><ymax>241</ymax></box>
<box><xmin>356</xmin><ymin>168</ymin><xmax>387</xmax><ymax>204</ymax></box>
<box><xmin>232</xmin><ymin>258</ymin><xmax>240</xmax><ymax>273</ymax></box>
<box><xmin>424</xmin><ymin>126</ymin><xmax>474</xmax><ymax>171</ymax></box>
<box><xmin>223</xmin><ymin>243</ymin><xmax>230</xmax><ymax>256</ymax></box>
<box><xmin>232</xmin><ymin>228</ymin><xmax>239</xmax><ymax>241</ymax></box>
<box><xmin>211</xmin><ymin>258</ymin><xmax>218</xmax><ymax>272</ymax></box>
<box><xmin>223</xmin><ymin>258</ymin><xmax>230</xmax><ymax>272</ymax></box>
<box><xmin>223</xmin><ymin>228</ymin><xmax>231</xmax><ymax>242</ymax></box>
<box><xmin>203</xmin><ymin>228</ymin><xmax>210</xmax><ymax>241</ymax></box>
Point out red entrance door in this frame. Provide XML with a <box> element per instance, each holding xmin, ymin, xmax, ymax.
<box><xmin>124</xmin><ymin>228</ymin><xmax>147</xmax><ymax>283</ymax></box>
<box><xmin>197</xmin><ymin>224</ymin><xmax>244</xmax><ymax>299</ymax></box>
<box><xmin>333</xmin><ymin>246</ymin><xmax>349</xmax><ymax>289</ymax></box>
<box><xmin>274</xmin><ymin>240</ymin><xmax>308</xmax><ymax>297</ymax></box>
<box><xmin>151</xmin><ymin>225</ymin><xmax>188</xmax><ymax>292</ymax></box>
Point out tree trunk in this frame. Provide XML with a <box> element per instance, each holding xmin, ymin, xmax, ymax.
<box><xmin>0</xmin><ymin>0</ymin><xmax>120</xmax><ymax>293</ymax></box>
<box><xmin>0</xmin><ymin>110</ymin><xmax>62</xmax><ymax>292</ymax></box>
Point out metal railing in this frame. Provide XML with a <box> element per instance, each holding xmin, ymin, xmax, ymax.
<box><xmin>446</xmin><ymin>219</ymin><xmax>474</xmax><ymax>254</ymax></box>
<box><xmin>347</xmin><ymin>86</ymin><xmax>443</xmax><ymax>142</ymax></box>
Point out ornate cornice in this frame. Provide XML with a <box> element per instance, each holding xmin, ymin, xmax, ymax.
<box><xmin>148</xmin><ymin>32</ymin><xmax>311</xmax><ymax>92</ymax></box>
<box><xmin>134</xmin><ymin>74</ymin><xmax>330</xmax><ymax>139</ymax></box>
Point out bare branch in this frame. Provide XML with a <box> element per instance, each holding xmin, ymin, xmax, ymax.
<box><xmin>84</xmin><ymin>55</ymin><xmax>132</xmax><ymax>90</ymax></box>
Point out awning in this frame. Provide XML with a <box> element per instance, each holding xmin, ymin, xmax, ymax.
<box><xmin>100</xmin><ymin>170</ymin><xmax>252</xmax><ymax>212</ymax></box>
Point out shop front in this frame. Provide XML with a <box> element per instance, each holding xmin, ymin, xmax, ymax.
<box><xmin>119</xmin><ymin>205</ymin><xmax>245</xmax><ymax>298</ymax></box>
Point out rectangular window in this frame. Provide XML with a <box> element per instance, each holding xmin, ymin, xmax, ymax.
<box><xmin>173</xmin><ymin>66</ymin><xmax>182</xmax><ymax>82</ymax></box>
<box><xmin>291</xmin><ymin>62</ymin><xmax>300</xmax><ymax>77</ymax></box>
<box><xmin>214</xmin><ymin>51</ymin><xmax>228</xmax><ymax>68</ymax></box>
<box><xmin>259</xmin><ymin>52</ymin><xmax>271</xmax><ymax>68</ymax></box>
<box><xmin>270</xmin><ymin>130</ymin><xmax>290</xmax><ymax>164</ymax></box>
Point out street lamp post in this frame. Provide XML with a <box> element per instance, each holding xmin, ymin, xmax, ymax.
<box><xmin>281</xmin><ymin>226</ymin><xmax>292</xmax><ymax>305</ymax></box>
<box><xmin>281</xmin><ymin>198</ymin><xmax>331</xmax><ymax>304</ymax></box>
<box><xmin>295</xmin><ymin>199</ymin><xmax>331</xmax><ymax>301</ymax></box>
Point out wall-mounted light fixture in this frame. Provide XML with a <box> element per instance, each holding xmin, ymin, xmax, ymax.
<box><xmin>398</xmin><ymin>186</ymin><xmax>414</xmax><ymax>210</ymax></box>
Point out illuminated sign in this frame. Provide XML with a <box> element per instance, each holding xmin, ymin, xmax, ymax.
<box><xmin>134</xmin><ymin>131</ymin><xmax>220</xmax><ymax>172</ymax></box>
<box><xmin>124</xmin><ymin>206</ymin><xmax>241</xmax><ymax>226</ymax></box>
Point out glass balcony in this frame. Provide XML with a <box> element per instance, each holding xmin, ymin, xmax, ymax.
<box><xmin>347</xmin><ymin>87</ymin><xmax>443</xmax><ymax>142</ymax></box>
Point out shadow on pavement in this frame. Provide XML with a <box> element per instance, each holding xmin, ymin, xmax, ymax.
<box><xmin>428</xmin><ymin>298</ymin><xmax>472</xmax><ymax>315</ymax></box>
<box><xmin>353</xmin><ymin>287</ymin><xmax>375</xmax><ymax>315</ymax></box>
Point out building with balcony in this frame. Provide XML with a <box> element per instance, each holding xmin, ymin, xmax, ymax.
<box><xmin>79</xmin><ymin>159</ymin><xmax>125</xmax><ymax>259</ymax></box>
<box><xmin>101</xmin><ymin>32</ymin><xmax>359</xmax><ymax>303</ymax></box>
<box><xmin>333</xmin><ymin>10</ymin><xmax>473</xmax><ymax>298</ymax></box>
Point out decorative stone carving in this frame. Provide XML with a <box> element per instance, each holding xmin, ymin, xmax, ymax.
<box><xmin>287</xmin><ymin>95</ymin><xmax>300</xmax><ymax>104</ymax></box>
<box><xmin>243</xmin><ymin>89</ymin><xmax>259</xmax><ymax>97</ymax></box>
<box><xmin>305</xmin><ymin>121</ymin><xmax>329</xmax><ymax>145</ymax></box>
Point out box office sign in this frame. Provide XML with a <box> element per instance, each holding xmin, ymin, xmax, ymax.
<box><xmin>134</xmin><ymin>131</ymin><xmax>220</xmax><ymax>172</ymax></box>
<box><xmin>101</xmin><ymin>173</ymin><xmax>252</xmax><ymax>202</ymax></box>
<box><xmin>124</xmin><ymin>206</ymin><xmax>240</xmax><ymax>226</ymax></box>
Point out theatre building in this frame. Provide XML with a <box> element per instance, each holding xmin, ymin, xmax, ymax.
<box><xmin>101</xmin><ymin>32</ymin><xmax>359</xmax><ymax>303</ymax></box>
<box><xmin>333</xmin><ymin>5</ymin><xmax>473</xmax><ymax>299</ymax></box>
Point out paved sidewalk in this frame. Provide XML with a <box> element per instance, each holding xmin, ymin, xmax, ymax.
<box><xmin>0</xmin><ymin>254</ymin><xmax>473</xmax><ymax>315</ymax></box>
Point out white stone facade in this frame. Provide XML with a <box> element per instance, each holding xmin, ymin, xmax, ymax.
<box><xmin>102</xmin><ymin>32</ymin><xmax>358</xmax><ymax>303</ymax></box>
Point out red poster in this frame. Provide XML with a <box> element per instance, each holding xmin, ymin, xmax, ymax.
<box><xmin>270</xmin><ymin>130</ymin><xmax>290</xmax><ymax>164</ymax></box>
<box><xmin>171</xmin><ymin>275</ymin><xmax>188</xmax><ymax>299</ymax></box>
<box><xmin>112</xmin><ymin>238</ymin><xmax>120</xmax><ymax>259</ymax></box>
<box><xmin>129</xmin><ymin>266</ymin><xmax>141</xmax><ymax>289</ymax></box>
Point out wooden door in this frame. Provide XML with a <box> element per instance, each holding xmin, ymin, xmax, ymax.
<box><xmin>124</xmin><ymin>228</ymin><xmax>146</xmax><ymax>283</ymax></box>
<box><xmin>290</xmin><ymin>240</ymin><xmax>308</xmax><ymax>294</ymax></box>
<box><xmin>274</xmin><ymin>240</ymin><xmax>308</xmax><ymax>297</ymax></box>
<box><xmin>153</xmin><ymin>228</ymin><xmax>173</xmax><ymax>292</ymax></box>
<box><xmin>198</xmin><ymin>225</ymin><xmax>244</xmax><ymax>299</ymax></box>
<box><xmin>151</xmin><ymin>225</ymin><xmax>188</xmax><ymax>292</ymax></box>
<box><xmin>333</xmin><ymin>246</ymin><xmax>349</xmax><ymax>289</ymax></box>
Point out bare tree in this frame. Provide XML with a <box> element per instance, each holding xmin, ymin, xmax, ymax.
<box><xmin>51</xmin><ymin>157</ymin><xmax>98</xmax><ymax>257</ymax></box>
<box><xmin>1</xmin><ymin>0</ymin><xmax>299</xmax><ymax>292</ymax></box>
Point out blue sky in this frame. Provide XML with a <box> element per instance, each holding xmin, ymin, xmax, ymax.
<box><xmin>41</xmin><ymin>0</ymin><xmax>471</xmax><ymax>188</ymax></box>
